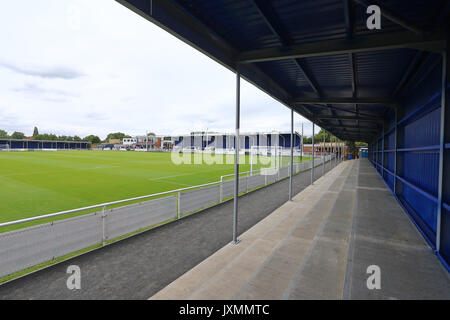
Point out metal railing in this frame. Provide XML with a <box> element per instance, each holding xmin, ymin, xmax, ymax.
<box><xmin>0</xmin><ymin>155</ymin><xmax>338</xmax><ymax>279</ymax></box>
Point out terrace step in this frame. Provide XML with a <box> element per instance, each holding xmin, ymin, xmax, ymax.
<box><xmin>151</xmin><ymin>161</ymin><xmax>350</xmax><ymax>300</ymax></box>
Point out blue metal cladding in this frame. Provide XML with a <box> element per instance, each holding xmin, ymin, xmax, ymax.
<box><xmin>0</xmin><ymin>140</ymin><xmax>89</xmax><ymax>150</ymax></box>
<box><xmin>369</xmin><ymin>53</ymin><xmax>448</xmax><ymax>268</ymax></box>
<box><xmin>441</xmin><ymin>205</ymin><xmax>450</xmax><ymax>266</ymax></box>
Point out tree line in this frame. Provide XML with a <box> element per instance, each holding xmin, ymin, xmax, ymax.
<box><xmin>301</xmin><ymin>129</ymin><xmax>367</xmax><ymax>147</ymax></box>
<box><xmin>0</xmin><ymin>127</ymin><xmax>102</xmax><ymax>144</ymax></box>
<box><xmin>0</xmin><ymin>128</ymin><xmax>159</xmax><ymax>145</ymax></box>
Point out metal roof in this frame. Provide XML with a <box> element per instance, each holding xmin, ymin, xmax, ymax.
<box><xmin>116</xmin><ymin>0</ymin><xmax>449</xmax><ymax>141</ymax></box>
<box><xmin>0</xmin><ymin>139</ymin><xmax>90</xmax><ymax>144</ymax></box>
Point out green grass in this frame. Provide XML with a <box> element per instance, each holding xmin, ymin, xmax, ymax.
<box><xmin>0</xmin><ymin>151</ymin><xmax>309</xmax><ymax>232</ymax></box>
<box><xmin>0</xmin><ymin>150</ymin><xmax>312</xmax><ymax>283</ymax></box>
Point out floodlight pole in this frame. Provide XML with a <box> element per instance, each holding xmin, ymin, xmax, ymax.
<box><xmin>289</xmin><ymin>108</ymin><xmax>294</xmax><ymax>201</ymax></box>
<box><xmin>233</xmin><ymin>70</ymin><xmax>240</xmax><ymax>244</ymax></box>
<box><xmin>311</xmin><ymin>121</ymin><xmax>315</xmax><ymax>185</ymax></box>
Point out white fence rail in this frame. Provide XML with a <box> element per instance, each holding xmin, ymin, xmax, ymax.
<box><xmin>0</xmin><ymin>155</ymin><xmax>339</xmax><ymax>279</ymax></box>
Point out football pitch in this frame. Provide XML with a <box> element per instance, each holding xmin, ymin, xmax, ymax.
<box><xmin>0</xmin><ymin>151</ymin><xmax>309</xmax><ymax>229</ymax></box>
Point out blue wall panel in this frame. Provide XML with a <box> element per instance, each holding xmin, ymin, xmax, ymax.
<box><xmin>370</xmin><ymin>53</ymin><xmax>449</xmax><ymax>269</ymax></box>
<box><xmin>441</xmin><ymin>206</ymin><xmax>450</xmax><ymax>266</ymax></box>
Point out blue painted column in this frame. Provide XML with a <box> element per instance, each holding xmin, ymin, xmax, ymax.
<box><xmin>233</xmin><ymin>70</ymin><xmax>240</xmax><ymax>244</ymax></box>
<box><xmin>382</xmin><ymin>123</ymin><xmax>385</xmax><ymax>178</ymax></box>
<box><xmin>437</xmin><ymin>44</ymin><xmax>449</xmax><ymax>253</ymax></box>
<box><xmin>394</xmin><ymin>108</ymin><xmax>398</xmax><ymax>195</ymax></box>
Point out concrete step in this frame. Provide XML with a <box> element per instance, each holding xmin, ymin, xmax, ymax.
<box><xmin>151</xmin><ymin>161</ymin><xmax>350</xmax><ymax>300</ymax></box>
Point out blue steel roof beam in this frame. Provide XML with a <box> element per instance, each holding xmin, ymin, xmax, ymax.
<box><xmin>249</xmin><ymin>0</ymin><xmax>288</xmax><ymax>46</ymax></box>
<box><xmin>294</xmin><ymin>60</ymin><xmax>321</xmax><ymax>96</ymax></box>
<box><xmin>352</xmin><ymin>0</ymin><xmax>425</xmax><ymax>35</ymax></box>
<box><xmin>343</xmin><ymin>0</ymin><xmax>359</xmax><ymax>138</ymax></box>
<box><xmin>344</xmin><ymin>0</ymin><xmax>357</xmax><ymax>136</ymax></box>
<box><xmin>249</xmin><ymin>0</ymin><xmax>322</xmax><ymax>97</ymax></box>
<box><xmin>238</xmin><ymin>32</ymin><xmax>445</xmax><ymax>63</ymax></box>
<box><xmin>293</xmin><ymin>104</ymin><xmax>333</xmax><ymax>131</ymax></box>
<box><xmin>392</xmin><ymin>51</ymin><xmax>428</xmax><ymax>98</ymax></box>
<box><xmin>391</xmin><ymin>4</ymin><xmax>448</xmax><ymax>101</ymax></box>
<box><xmin>343</xmin><ymin>0</ymin><xmax>354</xmax><ymax>39</ymax></box>
<box><xmin>310</xmin><ymin>103</ymin><xmax>378</xmax><ymax>119</ymax></box>
<box><xmin>349</xmin><ymin>52</ymin><xmax>357</xmax><ymax>134</ymax></box>
<box><xmin>316</xmin><ymin>116</ymin><xmax>383</xmax><ymax>125</ymax></box>
<box><xmin>293</xmin><ymin>97</ymin><xmax>396</xmax><ymax>106</ymax></box>
<box><xmin>327</xmin><ymin>125</ymin><xmax>378</xmax><ymax>130</ymax></box>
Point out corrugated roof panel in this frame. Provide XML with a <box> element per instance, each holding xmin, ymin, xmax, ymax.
<box><xmin>177</xmin><ymin>0</ymin><xmax>280</xmax><ymax>50</ymax></box>
<box><xmin>301</xmin><ymin>54</ymin><xmax>353</xmax><ymax>97</ymax></box>
<box><xmin>258</xmin><ymin>59</ymin><xmax>315</xmax><ymax>95</ymax></box>
<box><xmin>355</xmin><ymin>49</ymin><xmax>417</xmax><ymax>98</ymax></box>
<box><xmin>270</xmin><ymin>0</ymin><xmax>347</xmax><ymax>45</ymax></box>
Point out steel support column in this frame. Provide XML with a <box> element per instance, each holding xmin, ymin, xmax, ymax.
<box><xmin>289</xmin><ymin>109</ymin><xmax>294</xmax><ymax>201</ymax></box>
<box><xmin>233</xmin><ymin>71</ymin><xmax>240</xmax><ymax>244</ymax></box>
<box><xmin>437</xmin><ymin>46</ymin><xmax>448</xmax><ymax>251</ymax></box>
<box><xmin>330</xmin><ymin>136</ymin><xmax>333</xmax><ymax>170</ymax></box>
<box><xmin>301</xmin><ymin>123</ymin><xmax>304</xmax><ymax>163</ymax></box>
<box><xmin>394</xmin><ymin>108</ymin><xmax>398</xmax><ymax>194</ymax></box>
<box><xmin>311</xmin><ymin>122</ymin><xmax>315</xmax><ymax>185</ymax></box>
<box><xmin>334</xmin><ymin>136</ymin><xmax>337</xmax><ymax>167</ymax></box>
<box><xmin>338</xmin><ymin>139</ymin><xmax>340</xmax><ymax>162</ymax></box>
<box><xmin>322</xmin><ymin>130</ymin><xmax>325</xmax><ymax>176</ymax></box>
<box><xmin>382</xmin><ymin>123</ymin><xmax>385</xmax><ymax>177</ymax></box>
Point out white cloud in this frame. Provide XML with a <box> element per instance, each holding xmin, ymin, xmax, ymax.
<box><xmin>0</xmin><ymin>0</ymin><xmax>314</xmax><ymax>139</ymax></box>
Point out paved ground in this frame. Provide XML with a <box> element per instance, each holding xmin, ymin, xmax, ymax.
<box><xmin>0</xmin><ymin>159</ymin><xmax>336</xmax><ymax>299</ymax></box>
<box><xmin>152</xmin><ymin>159</ymin><xmax>450</xmax><ymax>300</ymax></box>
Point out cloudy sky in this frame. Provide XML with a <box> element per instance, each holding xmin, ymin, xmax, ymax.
<box><xmin>0</xmin><ymin>0</ymin><xmax>314</xmax><ymax>140</ymax></box>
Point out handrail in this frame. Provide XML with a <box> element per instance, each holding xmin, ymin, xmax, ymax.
<box><xmin>219</xmin><ymin>160</ymin><xmax>308</xmax><ymax>181</ymax></box>
<box><xmin>0</xmin><ymin>180</ymin><xmax>221</xmax><ymax>228</ymax></box>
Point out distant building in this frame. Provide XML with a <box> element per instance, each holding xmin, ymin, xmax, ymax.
<box><xmin>123</xmin><ymin>138</ymin><xmax>137</xmax><ymax>146</ymax></box>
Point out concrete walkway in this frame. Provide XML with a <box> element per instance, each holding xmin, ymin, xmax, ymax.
<box><xmin>151</xmin><ymin>159</ymin><xmax>450</xmax><ymax>300</ymax></box>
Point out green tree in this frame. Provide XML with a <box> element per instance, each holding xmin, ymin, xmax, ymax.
<box><xmin>10</xmin><ymin>131</ymin><xmax>25</xmax><ymax>140</ymax></box>
<box><xmin>347</xmin><ymin>141</ymin><xmax>358</xmax><ymax>155</ymax></box>
<box><xmin>0</xmin><ymin>129</ymin><xmax>8</xmax><ymax>138</ymax></box>
<box><xmin>35</xmin><ymin>133</ymin><xmax>59</xmax><ymax>141</ymax></box>
<box><xmin>33</xmin><ymin>127</ymin><xmax>39</xmax><ymax>137</ymax></box>
<box><xmin>106</xmin><ymin>132</ymin><xmax>131</xmax><ymax>141</ymax></box>
<box><xmin>301</xmin><ymin>129</ymin><xmax>331</xmax><ymax>145</ymax></box>
<box><xmin>303</xmin><ymin>137</ymin><xmax>312</xmax><ymax>144</ymax></box>
<box><xmin>315</xmin><ymin>129</ymin><xmax>332</xmax><ymax>142</ymax></box>
<box><xmin>83</xmin><ymin>135</ymin><xmax>101</xmax><ymax>144</ymax></box>
<box><xmin>147</xmin><ymin>132</ymin><xmax>156</xmax><ymax>136</ymax></box>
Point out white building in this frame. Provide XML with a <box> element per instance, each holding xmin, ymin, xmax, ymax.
<box><xmin>123</xmin><ymin>138</ymin><xmax>137</xmax><ymax>146</ymax></box>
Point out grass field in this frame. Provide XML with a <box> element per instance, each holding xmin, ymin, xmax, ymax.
<box><xmin>0</xmin><ymin>151</ymin><xmax>309</xmax><ymax>229</ymax></box>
